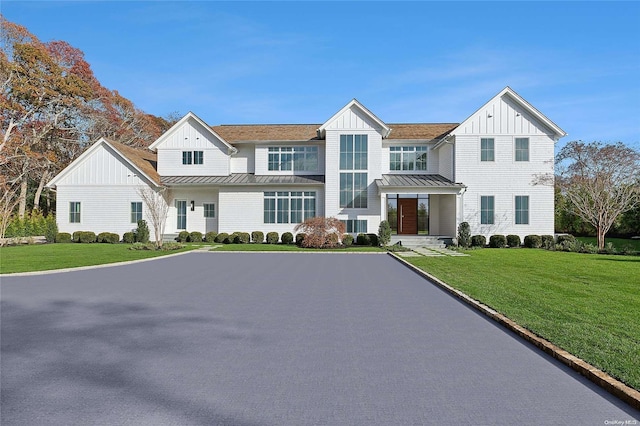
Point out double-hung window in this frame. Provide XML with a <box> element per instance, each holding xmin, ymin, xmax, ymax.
<box><xmin>203</xmin><ymin>203</ymin><xmax>215</xmax><ymax>218</ymax></box>
<box><xmin>342</xmin><ymin>219</ymin><xmax>367</xmax><ymax>233</ymax></box>
<box><xmin>515</xmin><ymin>138</ymin><xmax>529</xmax><ymax>162</ymax></box>
<box><xmin>389</xmin><ymin>146</ymin><xmax>428</xmax><ymax>171</ymax></box>
<box><xmin>264</xmin><ymin>191</ymin><xmax>316</xmax><ymax>224</ymax></box>
<box><xmin>515</xmin><ymin>196</ymin><xmax>529</xmax><ymax>224</ymax></box>
<box><xmin>182</xmin><ymin>151</ymin><xmax>203</xmax><ymax>165</ymax></box>
<box><xmin>69</xmin><ymin>202</ymin><xmax>81</xmax><ymax>223</ymax></box>
<box><xmin>268</xmin><ymin>146</ymin><xmax>318</xmax><ymax>171</ymax></box>
<box><xmin>131</xmin><ymin>202</ymin><xmax>142</xmax><ymax>223</ymax></box>
<box><xmin>481</xmin><ymin>138</ymin><xmax>495</xmax><ymax>162</ymax></box>
<box><xmin>339</xmin><ymin>134</ymin><xmax>368</xmax><ymax>208</ymax></box>
<box><xmin>480</xmin><ymin>196</ymin><xmax>494</xmax><ymax>225</ymax></box>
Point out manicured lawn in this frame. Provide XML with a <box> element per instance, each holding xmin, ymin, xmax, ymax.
<box><xmin>211</xmin><ymin>243</ymin><xmax>384</xmax><ymax>253</ymax></box>
<box><xmin>405</xmin><ymin>249</ymin><xmax>640</xmax><ymax>391</ymax></box>
<box><xmin>576</xmin><ymin>236</ymin><xmax>640</xmax><ymax>252</ymax></box>
<box><xmin>0</xmin><ymin>244</ymin><xmax>194</xmax><ymax>274</ymax></box>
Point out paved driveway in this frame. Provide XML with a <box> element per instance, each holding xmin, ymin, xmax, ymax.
<box><xmin>2</xmin><ymin>252</ymin><xmax>638</xmax><ymax>425</ymax></box>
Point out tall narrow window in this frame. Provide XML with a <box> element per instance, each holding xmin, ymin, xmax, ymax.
<box><xmin>481</xmin><ymin>138</ymin><xmax>495</xmax><ymax>162</ymax></box>
<box><xmin>193</xmin><ymin>151</ymin><xmax>203</xmax><ymax>165</ymax></box>
<box><xmin>176</xmin><ymin>200</ymin><xmax>187</xmax><ymax>229</ymax></box>
<box><xmin>340</xmin><ymin>134</ymin><xmax>368</xmax><ymax>208</ymax></box>
<box><xmin>480</xmin><ymin>196</ymin><xmax>494</xmax><ymax>225</ymax></box>
<box><xmin>69</xmin><ymin>202</ymin><xmax>81</xmax><ymax>223</ymax></box>
<box><xmin>131</xmin><ymin>202</ymin><xmax>142</xmax><ymax>223</ymax></box>
<box><xmin>515</xmin><ymin>196</ymin><xmax>529</xmax><ymax>224</ymax></box>
<box><xmin>264</xmin><ymin>192</ymin><xmax>276</xmax><ymax>223</ymax></box>
<box><xmin>515</xmin><ymin>138</ymin><xmax>529</xmax><ymax>161</ymax></box>
<box><xmin>182</xmin><ymin>151</ymin><xmax>192</xmax><ymax>165</ymax></box>
<box><xmin>203</xmin><ymin>203</ymin><xmax>215</xmax><ymax>218</ymax></box>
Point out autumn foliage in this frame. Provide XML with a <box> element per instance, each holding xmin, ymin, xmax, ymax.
<box><xmin>294</xmin><ymin>217</ymin><xmax>345</xmax><ymax>248</ymax></box>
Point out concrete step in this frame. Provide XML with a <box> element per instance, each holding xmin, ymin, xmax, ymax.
<box><xmin>390</xmin><ymin>235</ymin><xmax>451</xmax><ymax>249</ymax></box>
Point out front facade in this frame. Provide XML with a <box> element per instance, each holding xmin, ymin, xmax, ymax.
<box><xmin>48</xmin><ymin>87</ymin><xmax>566</xmax><ymax>241</ymax></box>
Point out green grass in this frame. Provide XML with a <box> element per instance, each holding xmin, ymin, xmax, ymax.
<box><xmin>405</xmin><ymin>249</ymin><xmax>640</xmax><ymax>390</ymax></box>
<box><xmin>211</xmin><ymin>243</ymin><xmax>384</xmax><ymax>252</ymax></box>
<box><xmin>0</xmin><ymin>243</ymin><xmax>194</xmax><ymax>274</ymax></box>
<box><xmin>576</xmin><ymin>236</ymin><xmax>640</xmax><ymax>252</ymax></box>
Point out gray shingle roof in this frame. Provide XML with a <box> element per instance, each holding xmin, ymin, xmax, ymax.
<box><xmin>161</xmin><ymin>174</ymin><xmax>325</xmax><ymax>186</ymax></box>
<box><xmin>375</xmin><ymin>174</ymin><xmax>465</xmax><ymax>188</ymax></box>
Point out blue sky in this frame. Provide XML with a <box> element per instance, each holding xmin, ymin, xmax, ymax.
<box><xmin>3</xmin><ymin>1</ymin><xmax>639</xmax><ymax>148</ymax></box>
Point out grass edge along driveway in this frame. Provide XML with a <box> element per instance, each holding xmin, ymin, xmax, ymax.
<box><xmin>405</xmin><ymin>249</ymin><xmax>640</xmax><ymax>392</ymax></box>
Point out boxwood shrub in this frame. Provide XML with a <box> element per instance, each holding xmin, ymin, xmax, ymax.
<box><xmin>227</xmin><ymin>232</ymin><xmax>240</xmax><ymax>244</ymax></box>
<box><xmin>215</xmin><ymin>232</ymin><xmax>229</xmax><ymax>244</ymax></box>
<box><xmin>97</xmin><ymin>232</ymin><xmax>120</xmax><ymax>244</ymax></box>
<box><xmin>356</xmin><ymin>233</ymin><xmax>370</xmax><ymax>246</ymax></box>
<box><xmin>342</xmin><ymin>234</ymin><xmax>354</xmax><ymax>246</ymax></box>
<box><xmin>205</xmin><ymin>231</ymin><xmax>217</xmax><ymax>243</ymax></box>
<box><xmin>556</xmin><ymin>234</ymin><xmax>576</xmax><ymax>245</ymax></box>
<box><xmin>295</xmin><ymin>233</ymin><xmax>306</xmax><ymax>246</ymax></box>
<box><xmin>235</xmin><ymin>232</ymin><xmax>250</xmax><ymax>244</ymax></box>
<box><xmin>176</xmin><ymin>231</ymin><xmax>190</xmax><ymax>243</ymax></box>
<box><xmin>73</xmin><ymin>231</ymin><xmax>97</xmax><ymax>243</ymax></box>
<box><xmin>506</xmin><ymin>234</ymin><xmax>521</xmax><ymax>248</ymax></box>
<box><xmin>523</xmin><ymin>235</ymin><xmax>542</xmax><ymax>248</ymax></box>
<box><xmin>541</xmin><ymin>235</ymin><xmax>555</xmax><ymax>249</ymax></box>
<box><xmin>55</xmin><ymin>232</ymin><xmax>72</xmax><ymax>243</ymax></box>
<box><xmin>266</xmin><ymin>232</ymin><xmax>279</xmax><ymax>244</ymax></box>
<box><xmin>122</xmin><ymin>232</ymin><xmax>135</xmax><ymax>244</ymax></box>
<box><xmin>281</xmin><ymin>232</ymin><xmax>294</xmax><ymax>244</ymax></box>
<box><xmin>489</xmin><ymin>234</ymin><xmax>507</xmax><ymax>248</ymax></box>
<box><xmin>189</xmin><ymin>231</ymin><xmax>203</xmax><ymax>242</ymax></box>
<box><xmin>367</xmin><ymin>233</ymin><xmax>379</xmax><ymax>247</ymax></box>
<box><xmin>252</xmin><ymin>231</ymin><xmax>264</xmax><ymax>244</ymax></box>
<box><xmin>470</xmin><ymin>235</ymin><xmax>486</xmax><ymax>247</ymax></box>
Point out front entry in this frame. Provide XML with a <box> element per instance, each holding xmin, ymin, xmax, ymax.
<box><xmin>398</xmin><ymin>198</ymin><xmax>418</xmax><ymax>234</ymax></box>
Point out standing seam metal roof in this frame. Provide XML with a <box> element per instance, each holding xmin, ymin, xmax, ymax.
<box><xmin>161</xmin><ymin>174</ymin><xmax>325</xmax><ymax>185</ymax></box>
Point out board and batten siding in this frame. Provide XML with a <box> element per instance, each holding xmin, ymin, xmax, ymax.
<box><xmin>254</xmin><ymin>143</ymin><xmax>325</xmax><ymax>176</ymax></box>
<box><xmin>217</xmin><ymin>186</ymin><xmax>325</xmax><ymax>235</ymax></box>
<box><xmin>155</xmin><ymin>119</ymin><xmax>230</xmax><ymax>176</ymax></box>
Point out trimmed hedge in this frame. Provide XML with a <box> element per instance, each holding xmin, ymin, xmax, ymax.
<box><xmin>189</xmin><ymin>231</ymin><xmax>203</xmax><ymax>242</ymax></box>
<box><xmin>252</xmin><ymin>231</ymin><xmax>264</xmax><ymax>244</ymax></box>
<box><xmin>235</xmin><ymin>232</ymin><xmax>250</xmax><ymax>244</ymax></box>
<box><xmin>55</xmin><ymin>232</ymin><xmax>72</xmax><ymax>243</ymax></box>
<box><xmin>541</xmin><ymin>235</ymin><xmax>555</xmax><ymax>249</ymax></box>
<box><xmin>214</xmin><ymin>232</ymin><xmax>228</xmax><ymax>243</ymax></box>
<box><xmin>295</xmin><ymin>233</ymin><xmax>306</xmax><ymax>246</ymax></box>
<box><xmin>266</xmin><ymin>232</ymin><xmax>279</xmax><ymax>244</ymax></box>
<box><xmin>281</xmin><ymin>232</ymin><xmax>294</xmax><ymax>244</ymax></box>
<box><xmin>489</xmin><ymin>234</ymin><xmax>507</xmax><ymax>248</ymax></box>
<box><xmin>356</xmin><ymin>233</ymin><xmax>370</xmax><ymax>246</ymax></box>
<box><xmin>122</xmin><ymin>232</ymin><xmax>135</xmax><ymax>244</ymax></box>
<box><xmin>342</xmin><ymin>234</ymin><xmax>354</xmax><ymax>246</ymax></box>
<box><xmin>556</xmin><ymin>234</ymin><xmax>576</xmax><ymax>245</ymax></box>
<box><xmin>177</xmin><ymin>231</ymin><xmax>190</xmax><ymax>243</ymax></box>
<box><xmin>471</xmin><ymin>235</ymin><xmax>486</xmax><ymax>247</ymax></box>
<box><xmin>73</xmin><ymin>231</ymin><xmax>97</xmax><ymax>243</ymax></box>
<box><xmin>97</xmin><ymin>232</ymin><xmax>120</xmax><ymax>244</ymax></box>
<box><xmin>506</xmin><ymin>234</ymin><xmax>521</xmax><ymax>248</ymax></box>
<box><xmin>523</xmin><ymin>235</ymin><xmax>542</xmax><ymax>248</ymax></box>
<box><xmin>367</xmin><ymin>233</ymin><xmax>379</xmax><ymax>247</ymax></box>
<box><xmin>205</xmin><ymin>231</ymin><xmax>217</xmax><ymax>243</ymax></box>
<box><xmin>227</xmin><ymin>232</ymin><xmax>239</xmax><ymax>244</ymax></box>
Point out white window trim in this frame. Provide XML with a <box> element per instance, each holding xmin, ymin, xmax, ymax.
<box><xmin>389</xmin><ymin>146</ymin><xmax>429</xmax><ymax>172</ymax></box>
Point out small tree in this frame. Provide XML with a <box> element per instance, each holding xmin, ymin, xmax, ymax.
<box><xmin>556</xmin><ymin>141</ymin><xmax>640</xmax><ymax>250</ymax></box>
<box><xmin>136</xmin><ymin>185</ymin><xmax>171</xmax><ymax>249</ymax></box>
<box><xmin>378</xmin><ymin>220</ymin><xmax>391</xmax><ymax>246</ymax></box>
<box><xmin>294</xmin><ymin>217</ymin><xmax>345</xmax><ymax>248</ymax></box>
<box><xmin>457</xmin><ymin>222</ymin><xmax>471</xmax><ymax>248</ymax></box>
<box><xmin>0</xmin><ymin>183</ymin><xmax>20</xmax><ymax>243</ymax></box>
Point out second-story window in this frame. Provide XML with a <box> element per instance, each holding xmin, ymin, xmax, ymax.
<box><xmin>268</xmin><ymin>146</ymin><xmax>318</xmax><ymax>171</ymax></box>
<box><xmin>390</xmin><ymin>146</ymin><xmax>427</xmax><ymax>171</ymax></box>
<box><xmin>182</xmin><ymin>151</ymin><xmax>203</xmax><ymax>165</ymax></box>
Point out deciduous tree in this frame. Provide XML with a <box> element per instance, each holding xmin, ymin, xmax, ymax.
<box><xmin>136</xmin><ymin>185</ymin><xmax>171</xmax><ymax>248</ymax></box>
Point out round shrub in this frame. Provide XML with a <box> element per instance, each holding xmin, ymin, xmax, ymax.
<box><xmin>205</xmin><ymin>231</ymin><xmax>217</xmax><ymax>243</ymax></box>
<box><xmin>215</xmin><ymin>232</ymin><xmax>229</xmax><ymax>244</ymax></box>
<box><xmin>523</xmin><ymin>235</ymin><xmax>542</xmax><ymax>248</ymax></box>
<box><xmin>266</xmin><ymin>232</ymin><xmax>279</xmax><ymax>244</ymax></box>
<box><xmin>367</xmin><ymin>233</ymin><xmax>379</xmax><ymax>247</ymax></box>
<box><xmin>74</xmin><ymin>231</ymin><xmax>97</xmax><ymax>243</ymax></box>
<box><xmin>470</xmin><ymin>235</ymin><xmax>486</xmax><ymax>247</ymax></box>
<box><xmin>489</xmin><ymin>234</ymin><xmax>507</xmax><ymax>248</ymax></box>
<box><xmin>506</xmin><ymin>234</ymin><xmax>521</xmax><ymax>248</ymax></box>
<box><xmin>122</xmin><ymin>232</ymin><xmax>135</xmax><ymax>244</ymax></box>
<box><xmin>556</xmin><ymin>234</ymin><xmax>575</xmax><ymax>245</ymax></box>
<box><xmin>541</xmin><ymin>235</ymin><xmax>555</xmax><ymax>249</ymax></box>
<box><xmin>189</xmin><ymin>231</ymin><xmax>203</xmax><ymax>242</ymax></box>
<box><xmin>356</xmin><ymin>233</ymin><xmax>370</xmax><ymax>246</ymax></box>
<box><xmin>295</xmin><ymin>233</ymin><xmax>306</xmax><ymax>246</ymax></box>
<box><xmin>342</xmin><ymin>234</ymin><xmax>354</xmax><ymax>246</ymax></box>
<box><xmin>378</xmin><ymin>220</ymin><xmax>391</xmax><ymax>246</ymax></box>
<box><xmin>281</xmin><ymin>232</ymin><xmax>294</xmax><ymax>244</ymax></box>
<box><xmin>252</xmin><ymin>231</ymin><xmax>264</xmax><ymax>244</ymax></box>
<box><xmin>177</xmin><ymin>231</ymin><xmax>190</xmax><ymax>243</ymax></box>
<box><xmin>55</xmin><ymin>232</ymin><xmax>72</xmax><ymax>243</ymax></box>
<box><xmin>235</xmin><ymin>232</ymin><xmax>250</xmax><ymax>244</ymax></box>
<box><xmin>98</xmin><ymin>232</ymin><xmax>120</xmax><ymax>244</ymax></box>
<box><xmin>228</xmin><ymin>232</ymin><xmax>240</xmax><ymax>243</ymax></box>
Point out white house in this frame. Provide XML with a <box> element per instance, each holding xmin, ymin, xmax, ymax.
<box><xmin>47</xmin><ymin>87</ymin><xmax>566</xmax><ymax>242</ymax></box>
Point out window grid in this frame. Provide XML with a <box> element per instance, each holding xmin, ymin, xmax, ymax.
<box><xmin>342</xmin><ymin>219</ymin><xmax>367</xmax><ymax>233</ymax></box>
<box><xmin>515</xmin><ymin>138</ymin><xmax>529</xmax><ymax>162</ymax></box>
<box><xmin>193</xmin><ymin>151</ymin><xmax>203</xmax><ymax>164</ymax></box>
<box><xmin>182</xmin><ymin>151</ymin><xmax>192</xmax><ymax>165</ymax></box>
<box><xmin>480</xmin><ymin>196</ymin><xmax>495</xmax><ymax>225</ymax></box>
<box><xmin>131</xmin><ymin>202</ymin><xmax>142</xmax><ymax>223</ymax></box>
<box><xmin>264</xmin><ymin>191</ymin><xmax>316</xmax><ymax>224</ymax></box>
<box><xmin>340</xmin><ymin>134</ymin><xmax>368</xmax><ymax>209</ymax></box>
<box><xmin>390</xmin><ymin>146</ymin><xmax>427</xmax><ymax>171</ymax></box>
<box><xmin>69</xmin><ymin>202</ymin><xmax>81</xmax><ymax>223</ymax></box>
<box><xmin>268</xmin><ymin>146</ymin><xmax>318</xmax><ymax>171</ymax></box>
<box><xmin>481</xmin><ymin>138</ymin><xmax>495</xmax><ymax>162</ymax></box>
<box><xmin>203</xmin><ymin>203</ymin><xmax>215</xmax><ymax>218</ymax></box>
<box><xmin>182</xmin><ymin>151</ymin><xmax>203</xmax><ymax>165</ymax></box>
<box><xmin>515</xmin><ymin>196</ymin><xmax>529</xmax><ymax>224</ymax></box>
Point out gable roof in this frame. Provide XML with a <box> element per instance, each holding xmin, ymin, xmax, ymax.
<box><xmin>451</xmin><ymin>86</ymin><xmax>567</xmax><ymax>140</ymax></box>
<box><xmin>318</xmin><ymin>99</ymin><xmax>391</xmax><ymax>138</ymax></box>
<box><xmin>47</xmin><ymin>138</ymin><xmax>160</xmax><ymax>188</ymax></box>
<box><xmin>148</xmin><ymin>111</ymin><xmax>237</xmax><ymax>154</ymax></box>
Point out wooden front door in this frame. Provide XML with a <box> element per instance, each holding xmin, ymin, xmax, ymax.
<box><xmin>398</xmin><ymin>198</ymin><xmax>418</xmax><ymax>234</ymax></box>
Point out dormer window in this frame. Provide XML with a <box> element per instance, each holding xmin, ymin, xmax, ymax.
<box><xmin>182</xmin><ymin>151</ymin><xmax>203</xmax><ymax>165</ymax></box>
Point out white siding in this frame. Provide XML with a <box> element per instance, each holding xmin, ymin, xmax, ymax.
<box><xmin>166</xmin><ymin>188</ymin><xmax>218</xmax><ymax>234</ymax></box>
<box><xmin>437</xmin><ymin>143</ymin><xmax>454</xmax><ymax>181</ymax></box>
<box><xmin>156</xmin><ymin>119</ymin><xmax>230</xmax><ymax>176</ymax></box>
<box><xmin>254</xmin><ymin>144</ymin><xmax>325</xmax><ymax>176</ymax></box>
<box><xmin>230</xmin><ymin>144</ymin><xmax>255</xmax><ymax>174</ymax></box>
<box><xmin>56</xmin><ymin>144</ymin><xmax>144</xmax><ymax>186</ymax></box>
<box><xmin>324</xmin><ymin>108</ymin><xmax>380</xmax><ymax>131</ymax></box>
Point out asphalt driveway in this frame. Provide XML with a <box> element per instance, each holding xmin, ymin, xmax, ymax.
<box><xmin>1</xmin><ymin>252</ymin><xmax>638</xmax><ymax>425</ymax></box>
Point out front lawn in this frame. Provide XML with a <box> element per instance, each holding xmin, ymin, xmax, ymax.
<box><xmin>405</xmin><ymin>249</ymin><xmax>640</xmax><ymax>391</ymax></box>
<box><xmin>0</xmin><ymin>243</ymin><xmax>193</xmax><ymax>274</ymax></box>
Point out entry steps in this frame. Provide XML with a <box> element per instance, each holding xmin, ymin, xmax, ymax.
<box><xmin>390</xmin><ymin>235</ymin><xmax>452</xmax><ymax>249</ymax></box>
